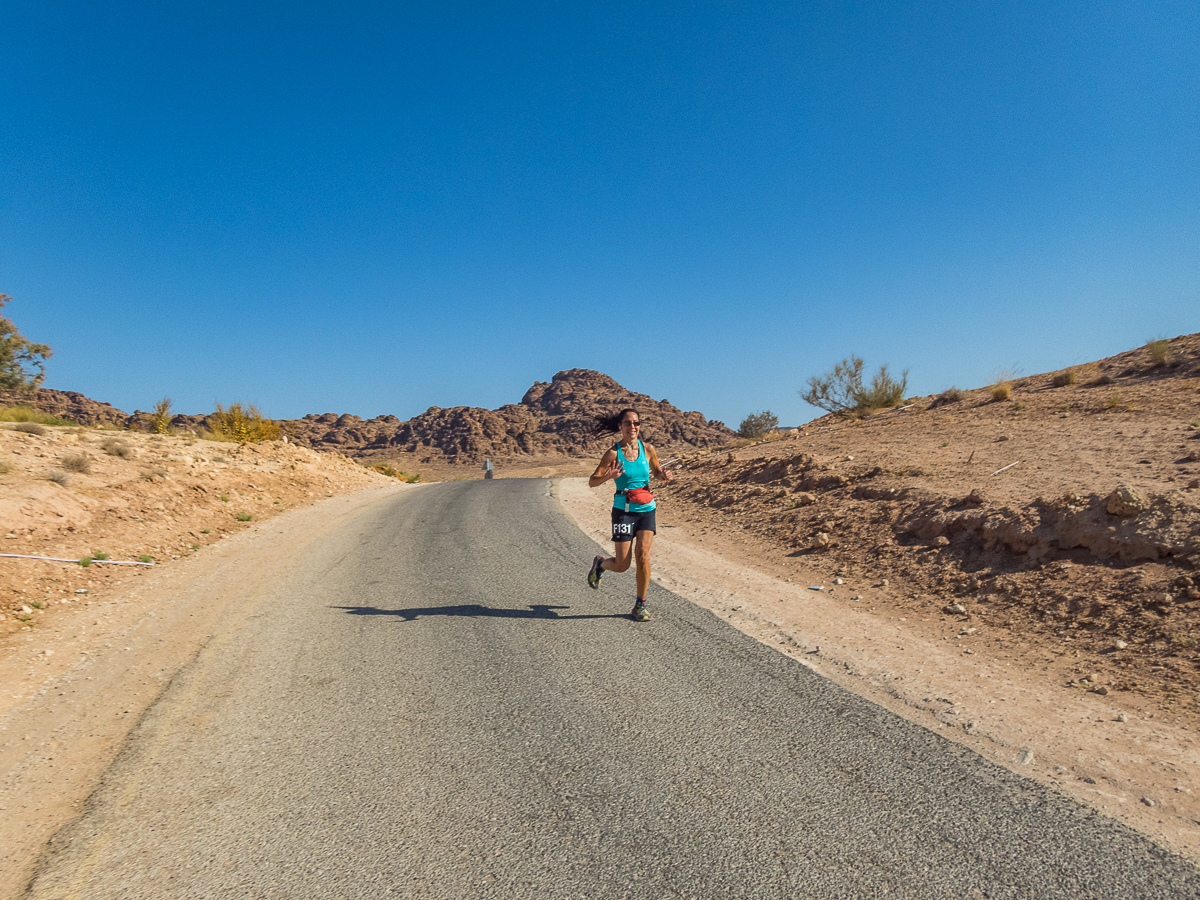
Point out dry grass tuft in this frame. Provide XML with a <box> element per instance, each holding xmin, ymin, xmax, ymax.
<box><xmin>990</xmin><ymin>382</ymin><xmax>1012</xmax><ymax>402</ymax></box>
<box><xmin>1146</xmin><ymin>339</ymin><xmax>1171</xmax><ymax>366</ymax></box>
<box><xmin>1052</xmin><ymin>370</ymin><xmax>1077</xmax><ymax>387</ymax></box>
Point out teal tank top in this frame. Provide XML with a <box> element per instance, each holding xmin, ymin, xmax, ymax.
<box><xmin>612</xmin><ymin>440</ymin><xmax>656</xmax><ymax>512</ymax></box>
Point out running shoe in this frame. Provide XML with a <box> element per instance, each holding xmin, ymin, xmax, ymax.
<box><xmin>630</xmin><ymin>600</ymin><xmax>650</xmax><ymax>622</ymax></box>
<box><xmin>588</xmin><ymin>555</ymin><xmax>605</xmax><ymax>589</ymax></box>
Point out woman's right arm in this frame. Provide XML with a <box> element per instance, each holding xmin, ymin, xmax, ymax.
<box><xmin>589</xmin><ymin>449</ymin><xmax>622</xmax><ymax>488</ymax></box>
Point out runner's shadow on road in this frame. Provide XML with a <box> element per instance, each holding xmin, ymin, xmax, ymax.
<box><xmin>332</xmin><ymin>604</ymin><xmax>628</xmax><ymax>623</ymax></box>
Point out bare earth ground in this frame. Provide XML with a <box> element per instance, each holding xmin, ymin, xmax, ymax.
<box><xmin>1</xmin><ymin>336</ymin><xmax>1199</xmax><ymax>893</ymax></box>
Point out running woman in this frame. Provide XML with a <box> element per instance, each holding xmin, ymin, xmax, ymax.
<box><xmin>586</xmin><ymin>408</ymin><xmax>674</xmax><ymax>621</ymax></box>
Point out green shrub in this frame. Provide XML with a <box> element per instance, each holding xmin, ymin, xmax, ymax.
<box><xmin>738</xmin><ymin>411</ymin><xmax>779</xmax><ymax>439</ymax></box>
<box><xmin>206</xmin><ymin>403</ymin><xmax>281</xmax><ymax>443</ymax></box>
<box><xmin>0</xmin><ymin>294</ymin><xmax>52</xmax><ymax>390</ymax></box>
<box><xmin>369</xmin><ymin>464</ymin><xmax>421</xmax><ymax>483</ymax></box>
<box><xmin>92</xmin><ymin>550</ymin><xmax>110</xmax><ymax>560</ymax></box>
<box><xmin>1</xmin><ymin>406</ymin><xmax>74</xmax><ymax>426</ymax></box>
<box><xmin>151</xmin><ymin>397</ymin><xmax>173</xmax><ymax>434</ymax></box>
<box><xmin>78</xmin><ymin>556</ymin><xmax>92</xmax><ymax>567</ymax></box>
<box><xmin>138</xmin><ymin>554</ymin><xmax>153</xmax><ymax>563</ymax></box>
<box><xmin>801</xmin><ymin>356</ymin><xmax>909</xmax><ymax>416</ymax></box>
<box><xmin>236</xmin><ymin>513</ymin><xmax>253</xmax><ymax>522</ymax></box>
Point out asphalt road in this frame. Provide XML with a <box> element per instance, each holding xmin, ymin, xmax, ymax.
<box><xmin>24</xmin><ymin>479</ymin><xmax>1200</xmax><ymax>899</ymax></box>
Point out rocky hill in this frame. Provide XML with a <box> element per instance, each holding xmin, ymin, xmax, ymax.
<box><xmin>1</xmin><ymin>369</ymin><xmax>735</xmax><ymax>465</ymax></box>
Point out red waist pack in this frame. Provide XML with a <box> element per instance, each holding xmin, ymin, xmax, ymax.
<box><xmin>623</xmin><ymin>487</ymin><xmax>655</xmax><ymax>505</ymax></box>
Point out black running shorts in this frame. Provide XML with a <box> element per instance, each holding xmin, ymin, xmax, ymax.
<box><xmin>611</xmin><ymin>507</ymin><xmax>657</xmax><ymax>543</ymax></box>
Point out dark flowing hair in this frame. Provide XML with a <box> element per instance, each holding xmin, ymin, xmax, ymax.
<box><xmin>592</xmin><ymin>407</ymin><xmax>639</xmax><ymax>435</ymax></box>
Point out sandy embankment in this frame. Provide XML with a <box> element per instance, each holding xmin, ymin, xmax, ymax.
<box><xmin>555</xmin><ymin>476</ymin><xmax>1200</xmax><ymax>864</ymax></box>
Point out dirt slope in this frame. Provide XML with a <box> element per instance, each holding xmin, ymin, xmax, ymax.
<box><xmin>0</xmin><ymin>427</ymin><xmax>390</xmax><ymax>645</ymax></box>
<box><xmin>656</xmin><ymin>333</ymin><xmax>1200</xmax><ymax>715</ymax></box>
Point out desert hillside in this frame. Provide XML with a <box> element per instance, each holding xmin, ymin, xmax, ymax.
<box><xmin>654</xmin><ymin>333</ymin><xmax>1200</xmax><ymax>714</ymax></box>
<box><xmin>0</xmin><ymin>429</ymin><xmax>391</xmax><ymax>642</ymax></box>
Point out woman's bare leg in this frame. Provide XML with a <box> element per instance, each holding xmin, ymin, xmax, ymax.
<box><xmin>633</xmin><ymin>530</ymin><xmax>654</xmax><ymax>597</ymax></box>
<box><xmin>605</xmin><ymin>542</ymin><xmax>633</xmax><ymax>573</ymax></box>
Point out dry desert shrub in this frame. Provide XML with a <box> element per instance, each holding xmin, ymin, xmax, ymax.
<box><xmin>801</xmin><ymin>355</ymin><xmax>909</xmax><ymax>416</ymax></box>
<box><xmin>931</xmin><ymin>387</ymin><xmax>965</xmax><ymax>408</ymax></box>
<box><xmin>61</xmin><ymin>454</ymin><xmax>91</xmax><ymax>474</ymax></box>
<box><xmin>739</xmin><ymin>410</ymin><xmax>779</xmax><ymax>439</ymax></box>
<box><xmin>1105</xmin><ymin>391</ymin><xmax>1126</xmax><ymax>410</ymax></box>
<box><xmin>101</xmin><ymin>437</ymin><xmax>133</xmax><ymax>458</ymax></box>
<box><xmin>990</xmin><ymin>382</ymin><xmax>1012</xmax><ymax>402</ymax></box>
<box><xmin>13</xmin><ymin>421</ymin><xmax>47</xmax><ymax>435</ymax></box>
<box><xmin>47</xmin><ymin>470</ymin><xmax>69</xmax><ymax>485</ymax></box>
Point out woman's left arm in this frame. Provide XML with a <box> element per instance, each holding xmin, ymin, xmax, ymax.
<box><xmin>647</xmin><ymin>444</ymin><xmax>674</xmax><ymax>483</ymax></box>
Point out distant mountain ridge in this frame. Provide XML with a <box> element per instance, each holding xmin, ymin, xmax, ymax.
<box><xmin>1</xmin><ymin>369</ymin><xmax>735</xmax><ymax>463</ymax></box>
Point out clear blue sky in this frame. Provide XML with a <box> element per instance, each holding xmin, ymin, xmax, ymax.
<box><xmin>3</xmin><ymin>1</ymin><xmax>1197</xmax><ymax>428</ymax></box>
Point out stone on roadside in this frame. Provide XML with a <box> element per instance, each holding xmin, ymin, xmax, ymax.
<box><xmin>945</xmin><ymin>603</ymin><xmax>967</xmax><ymax>614</ymax></box>
<box><xmin>1114</xmin><ymin>640</ymin><xmax>1128</xmax><ymax>650</ymax></box>
<box><xmin>1105</xmin><ymin>484</ymin><xmax>1145</xmax><ymax>518</ymax></box>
